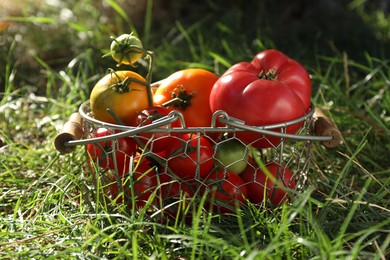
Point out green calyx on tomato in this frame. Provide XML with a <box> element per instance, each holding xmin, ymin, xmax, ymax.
<box><xmin>108</xmin><ymin>69</ymin><xmax>146</xmax><ymax>94</ymax></box>
<box><xmin>258</xmin><ymin>68</ymin><xmax>277</xmax><ymax>80</ymax></box>
<box><xmin>215</xmin><ymin>138</ymin><xmax>249</xmax><ymax>175</ymax></box>
<box><xmin>106</xmin><ymin>33</ymin><xmax>144</xmax><ymax>66</ymax></box>
<box><xmin>162</xmin><ymin>85</ymin><xmax>195</xmax><ymax>110</ymax></box>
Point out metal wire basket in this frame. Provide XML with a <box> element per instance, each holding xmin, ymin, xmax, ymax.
<box><xmin>55</xmin><ymin>99</ymin><xmax>341</xmax><ymax>217</ymax></box>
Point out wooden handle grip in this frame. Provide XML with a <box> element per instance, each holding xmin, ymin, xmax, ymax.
<box><xmin>312</xmin><ymin>108</ymin><xmax>342</xmax><ymax>149</ymax></box>
<box><xmin>54</xmin><ymin>112</ymin><xmax>84</xmax><ymax>154</ymax></box>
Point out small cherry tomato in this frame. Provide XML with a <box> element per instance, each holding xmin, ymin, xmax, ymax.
<box><xmin>85</xmin><ymin>128</ymin><xmax>137</xmax><ymax>176</ymax></box>
<box><xmin>241</xmin><ymin>162</ymin><xmax>296</xmax><ymax>206</ymax></box>
<box><xmin>202</xmin><ymin>169</ymin><xmax>248</xmax><ymax>214</ymax></box>
<box><xmin>133</xmin><ymin>106</ymin><xmax>181</xmax><ymax>153</ymax></box>
<box><xmin>165</xmin><ymin>133</ymin><xmax>214</xmax><ymax>181</ymax></box>
<box><xmin>109</xmin><ymin>160</ymin><xmax>158</xmax><ymax>209</ymax></box>
<box><xmin>155</xmin><ymin>173</ymin><xmax>194</xmax><ymax>224</ymax></box>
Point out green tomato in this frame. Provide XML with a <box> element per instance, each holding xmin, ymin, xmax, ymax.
<box><xmin>110</xmin><ymin>33</ymin><xmax>143</xmax><ymax>66</ymax></box>
<box><xmin>215</xmin><ymin>139</ymin><xmax>249</xmax><ymax>175</ymax></box>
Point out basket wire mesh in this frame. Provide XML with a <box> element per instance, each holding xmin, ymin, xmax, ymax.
<box><xmin>70</xmin><ymin>99</ymin><xmax>333</xmax><ymax>218</ymax></box>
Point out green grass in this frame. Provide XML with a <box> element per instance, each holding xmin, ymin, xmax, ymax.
<box><xmin>1</xmin><ymin>0</ymin><xmax>389</xmax><ymax>259</ymax></box>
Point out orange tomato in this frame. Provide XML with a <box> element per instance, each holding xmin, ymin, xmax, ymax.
<box><xmin>90</xmin><ymin>70</ymin><xmax>150</xmax><ymax>125</ymax></box>
<box><xmin>153</xmin><ymin>68</ymin><xmax>219</xmax><ymax>127</ymax></box>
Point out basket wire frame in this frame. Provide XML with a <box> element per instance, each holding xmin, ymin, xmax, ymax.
<box><xmin>80</xmin><ymin>100</ymin><xmax>322</xmax><ymax>214</ymax></box>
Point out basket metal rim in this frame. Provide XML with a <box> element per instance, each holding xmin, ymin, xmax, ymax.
<box><xmin>58</xmin><ymin>100</ymin><xmax>334</xmax><ymax>147</ymax></box>
<box><xmin>78</xmin><ymin>100</ymin><xmax>315</xmax><ymax>131</ymax></box>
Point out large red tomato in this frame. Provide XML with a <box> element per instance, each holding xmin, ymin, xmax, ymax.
<box><xmin>164</xmin><ymin>133</ymin><xmax>214</xmax><ymax>181</ymax></box>
<box><xmin>153</xmin><ymin>68</ymin><xmax>219</xmax><ymax>127</ymax></box>
<box><xmin>202</xmin><ymin>169</ymin><xmax>248</xmax><ymax>214</ymax></box>
<box><xmin>209</xmin><ymin>49</ymin><xmax>312</xmax><ymax>148</ymax></box>
<box><xmin>85</xmin><ymin>128</ymin><xmax>137</xmax><ymax>176</ymax></box>
<box><xmin>241</xmin><ymin>162</ymin><xmax>296</xmax><ymax>206</ymax></box>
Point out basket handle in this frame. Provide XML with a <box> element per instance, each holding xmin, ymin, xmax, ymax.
<box><xmin>312</xmin><ymin>108</ymin><xmax>342</xmax><ymax>149</ymax></box>
<box><xmin>54</xmin><ymin>112</ymin><xmax>84</xmax><ymax>154</ymax></box>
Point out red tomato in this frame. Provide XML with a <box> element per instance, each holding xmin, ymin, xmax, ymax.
<box><xmin>202</xmin><ymin>169</ymin><xmax>248</xmax><ymax>214</ymax></box>
<box><xmin>241</xmin><ymin>162</ymin><xmax>296</xmax><ymax>206</ymax></box>
<box><xmin>209</xmin><ymin>49</ymin><xmax>312</xmax><ymax>148</ymax></box>
<box><xmin>164</xmin><ymin>133</ymin><xmax>214</xmax><ymax>181</ymax></box>
<box><xmin>133</xmin><ymin>106</ymin><xmax>181</xmax><ymax>153</ymax></box>
<box><xmin>155</xmin><ymin>173</ymin><xmax>194</xmax><ymax>224</ymax></box>
<box><xmin>153</xmin><ymin>68</ymin><xmax>219</xmax><ymax>127</ymax></box>
<box><xmin>109</xmin><ymin>161</ymin><xmax>158</xmax><ymax>209</ymax></box>
<box><xmin>85</xmin><ymin>128</ymin><xmax>137</xmax><ymax>176</ymax></box>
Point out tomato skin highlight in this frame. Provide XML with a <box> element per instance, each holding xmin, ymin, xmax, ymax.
<box><xmin>90</xmin><ymin>70</ymin><xmax>150</xmax><ymax>126</ymax></box>
<box><xmin>209</xmin><ymin>49</ymin><xmax>312</xmax><ymax>148</ymax></box>
<box><xmin>153</xmin><ymin>68</ymin><xmax>219</xmax><ymax>127</ymax></box>
<box><xmin>241</xmin><ymin>162</ymin><xmax>296</xmax><ymax>206</ymax></box>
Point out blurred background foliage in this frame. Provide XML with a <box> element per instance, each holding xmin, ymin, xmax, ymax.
<box><xmin>1</xmin><ymin>0</ymin><xmax>389</xmax><ymax>94</ymax></box>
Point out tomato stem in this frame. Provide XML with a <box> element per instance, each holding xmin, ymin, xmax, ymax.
<box><xmin>108</xmin><ymin>45</ymin><xmax>154</xmax><ymax>107</ymax></box>
<box><xmin>144</xmin><ymin>50</ymin><xmax>155</xmax><ymax>107</ymax></box>
<box><xmin>117</xmin><ymin>47</ymin><xmax>155</xmax><ymax>107</ymax></box>
<box><xmin>106</xmin><ymin>108</ymin><xmax>124</xmax><ymax>125</ymax></box>
<box><xmin>258</xmin><ymin>68</ymin><xmax>277</xmax><ymax>80</ymax></box>
<box><xmin>104</xmin><ymin>33</ymin><xmax>154</xmax><ymax>106</ymax></box>
<box><xmin>107</xmin><ymin>72</ymin><xmax>145</xmax><ymax>93</ymax></box>
<box><xmin>161</xmin><ymin>85</ymin><xmax>195</xmax><ymax>110</ymax></box>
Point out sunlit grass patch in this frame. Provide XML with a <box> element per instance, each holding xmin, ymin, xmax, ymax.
<box><xmin>1</xmin><ymin>0</ymin><xmax>389</xmax><ymax>259</ymax></box>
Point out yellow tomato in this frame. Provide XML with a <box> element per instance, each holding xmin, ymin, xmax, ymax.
<box><xmin>90</xmin><ymin>70</ymin><xmax>150</xmax><ymax>126</ymax></box>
